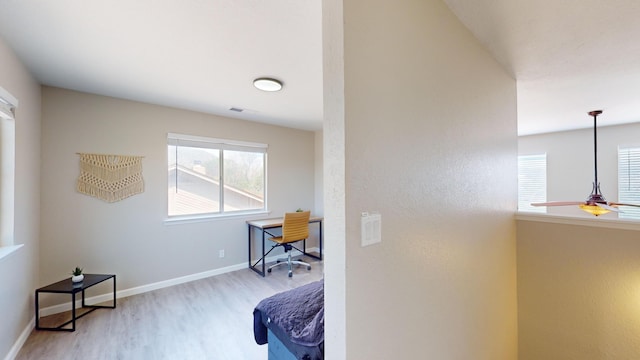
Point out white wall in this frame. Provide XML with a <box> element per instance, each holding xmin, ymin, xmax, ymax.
<box><xmin>322</xmin><ymin>0</ymin><xmax>347</xmax><ymax>357</ymax></box>
<box><xmin>519</xmin><ymin>122</ymin><xmax>640</xmax><ymax>218</ymax></box>
<box><xmin>0</xmin><ymin>38</ymin><xmax>41</xmax><ymax>359</ymax></box>
<box><xmin>324</xmin><ymin>0</ymin><xmax>518</xmax><ymax>358</ymax></box>
<box><xmin>39</xmin><ymin>87</ymin><xmax>317</xmax><ymax>295</ymax></box>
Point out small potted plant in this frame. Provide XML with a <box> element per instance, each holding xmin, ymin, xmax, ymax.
<box><xmin>71</xmin><ymin>267</ymin><xmax>84</xmax><ymax>283</ymax></box>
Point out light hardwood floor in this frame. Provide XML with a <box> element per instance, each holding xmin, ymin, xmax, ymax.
<box><xmin>17</xmin><ymin>259</ymin><xmax>323</xmax><ymax>360</ymax></box>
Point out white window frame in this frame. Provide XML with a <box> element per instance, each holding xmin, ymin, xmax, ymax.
<box><xmin>166</xmin><ymin>133</ymin><xmax>268</xmax><ymax>221</ymax></box>
<box><xmin>617</xmin><ymin>146</ymin><xmax>640</xmax><ymax>220</ymax></box>
<box><xmin>518</xmin><ymin>153</ymin><xmax>547</xmax><ymax>213</ymax></box>
<box><xmin>0</xmin><ymin>86</ymin><xmax>23</xmax><ymax>261</ymax></box>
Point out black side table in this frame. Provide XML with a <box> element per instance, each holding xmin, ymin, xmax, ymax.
<box><xmin>35</xmin><ymin>274</ymin><xmax>116</xmax><ymax>332</ymax></box>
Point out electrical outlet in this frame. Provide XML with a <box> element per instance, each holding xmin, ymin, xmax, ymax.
<box><xmin>219</xmin><ymin>249</ymin><xmax>225</xmax><ymax>258</ymax></box>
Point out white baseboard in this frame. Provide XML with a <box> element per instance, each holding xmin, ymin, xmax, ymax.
<box><xmin>39</xmin><ymin>247</ymin><xmax>320</xmax><ymax>317</ymax></box>
<box><xmin>5</xmin><ymin>247</ymin><xmax>321</xmax><ymax>360</ymax></box>
<box><xmin>4</xmin><ymin>318</ymin><xmax>34</xmax><ymax>360</ymax></box>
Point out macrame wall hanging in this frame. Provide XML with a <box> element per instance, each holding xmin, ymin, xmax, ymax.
<box><xmin>77</xmin><ymin>153</ymin><xmax>144</xmax><ymax>203</ymax></box>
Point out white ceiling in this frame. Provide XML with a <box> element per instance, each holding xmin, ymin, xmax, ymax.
<box><xmin>1</xmin><ymin>1</ymin><xmax>639</xmax><ymax>135</ymax></box>
<box><xmin>444</xmin><ymin>0</ymin><xmax>640</xmax><ymax>135</ymax></box>
<box><xmin>0</xmin><ymin>0</ymin><xmax>323</xmax><ymax>131</ymax></box>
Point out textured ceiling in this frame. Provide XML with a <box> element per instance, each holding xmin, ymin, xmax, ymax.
<box><xmin>0</xmin><ymin>0</ymin><xmax>323</xmax><ymax>131</ymax></box>
<box><xmin>1</xmin><ymin>1</ymin><xmax>639</xmax><ymax>135</ymax></box>
<box><xmin>444</xmin><ymin>0</ymin><xmax>640</xmax><ymax>135</ymax></box>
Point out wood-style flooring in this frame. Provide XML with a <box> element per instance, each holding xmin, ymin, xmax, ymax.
<box><xmin>17</xmin><ymin>259</ymin><xmax>323</xmax><ymax>360</ymax></box>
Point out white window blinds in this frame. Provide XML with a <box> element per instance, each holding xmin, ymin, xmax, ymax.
<box><xmin>518</xmin><ymin>154</ymin><xmax>547</xmax><ymax>212</ymax></box>
<box><xmin>618</xmin><ymin>146</ymin><xmax>640</xmax><ymax>219</ymax></box>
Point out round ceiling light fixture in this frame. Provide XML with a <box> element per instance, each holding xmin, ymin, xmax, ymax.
<box><xmin>253</xmin><ymin>77</ymin><xmax>283</xmax><ymax>92</ymax></box>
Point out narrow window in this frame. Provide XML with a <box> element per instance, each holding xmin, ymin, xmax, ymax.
<box><xmin>167</xmin><ymin>133</ymin><xmax>267</xmax><ymax>218</ymax></box>
<box><xmin>518</xmin><ymin>154</ymin><xmax>547</xmax><ymax>213</ymax></box>
<box><xmin>618</xmin><ymin>146</ymin><xmax>640</xmax><ymax>220</ymax></box>
<box><xmin>0</xmin><ymin>86</ymin><xmax>17</xmax><ymax>247</ymax></box>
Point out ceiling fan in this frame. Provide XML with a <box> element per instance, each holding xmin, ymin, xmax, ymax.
<box><xmin>532</xmin><ymin>110</ymin><xmax>640</xmax><ymax>216</ymax></box>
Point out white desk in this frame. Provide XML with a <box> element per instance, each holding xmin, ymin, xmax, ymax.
<box><xmin>247</xmin><ymin>216</ymin><xmax>323</xmax><ymax>277</ymax></box>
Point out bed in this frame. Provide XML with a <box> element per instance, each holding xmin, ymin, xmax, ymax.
<box><xmin>253</xmin><ymin>279</ymin><xmax>324</xmax><ymax>360</ymax></box>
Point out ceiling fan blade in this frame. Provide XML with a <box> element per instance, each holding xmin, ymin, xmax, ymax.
<box><xmin>531</xmin><ymin>201</ymin><xmax>583</xmax><ymax>207</ymax></box>
<box><xmin>596</xmin><ymin>203</ymin><xmax>619</xmax><ymax>212</ymax></box>
<box><xmin>609</xmin><ymin>202</ymin><xmax>640</xmax><ymax>208</ymax></box>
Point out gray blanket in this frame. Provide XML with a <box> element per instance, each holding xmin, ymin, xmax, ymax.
<box><xmin>253</xmin><ymin>279</ymin><xmax>324</xmax><ymax>357</ymax></box>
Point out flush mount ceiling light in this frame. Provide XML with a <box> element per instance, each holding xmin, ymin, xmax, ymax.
<box><xmin>253</xmin><ymin>78</ymin><xmax>283</xmax><ymax>92</ymax></box>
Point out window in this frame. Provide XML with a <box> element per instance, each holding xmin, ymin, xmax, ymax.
<box><xmin>0</xmin><ymin>86</ymin><xmax>17</xmax><ymax>250</ymax></box>
<box><xmin>167</xmin><ymin>133</ymin><xmax>267</xmax><ymax>218</ymax></box>
<box><xmin>518</xmin><ymin>154</ymin><xmax>547</xmax><ymax>212</ymax></box>
<box><xmin>618</xmin><ymin>146</ymin><xmax>640</xmax><ymax>220</ymax></box>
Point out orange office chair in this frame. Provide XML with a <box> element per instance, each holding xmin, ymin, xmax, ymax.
<box><xmin>266</xmin><ymin>211</ymin><xmax>312</xmax><ymax>277</ymax></box>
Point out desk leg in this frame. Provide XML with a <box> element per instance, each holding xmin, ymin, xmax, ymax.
<box><xmin>302</xmin><ymin>221</ymin><xmax>323</xmax><ymax>261</ymax></box>
<box><xmin>248</xmin><ymin>224</ymin><xmax>252</xmax><ymax>270</ymax></box>
<box><xmin>248</xmin><ymin>224</ymin><xmax>267</xmax><ymax>277</ymax></box>
<box><xmin>261</xmin><ymin>228</ymin><xmax>266</xmax><ymax>276</ymax></box>
<box><xmin>319</xmin><ymin>221</ymin><xmax>323</xmax><ymax>260</ymax></box>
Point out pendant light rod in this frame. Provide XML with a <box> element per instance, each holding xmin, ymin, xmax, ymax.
<box><xmin>588</xmin><ymin>110</ymin><xmax>602</xmax><ymax>193</ymax></box>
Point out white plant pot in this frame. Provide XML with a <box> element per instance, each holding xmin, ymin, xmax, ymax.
<box><xmin>71</xmin><ymin>274</ymin><xmax>84</xmax><ymax>283</ymax></box>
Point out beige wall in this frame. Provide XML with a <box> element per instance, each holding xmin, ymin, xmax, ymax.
<box><xmin>518</xmin><ymin>122</ymin><xmax>640</xmax><ymax>358</ymax></box>
<box><xmin>519</xmin><ymin>122</ymin><xmax>640</xmax><ymax>218</ymax></box>
<box><xmin>324</xmin><ymin>0</ymin><xmax>519</xmax><ymax>358</ymax></box>
<box><xmin>0</xmin><ymin>38</ymin><xmax>41</xmax><ymax>358</ymax></box>
<box><xmin>518</xmin><ymin>219</ymin><xmax>640</xmax><ymax>359</ymax></box>
<box><xmin>39</xmin><ymin>87</ymin><xmax>317</xmax><ymax>293</ymax></box>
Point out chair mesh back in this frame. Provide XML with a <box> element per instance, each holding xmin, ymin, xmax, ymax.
<box><xmin>282</xmin><ymin>211</ymin><xmax>310</xmax><ymax>242</ymax></box>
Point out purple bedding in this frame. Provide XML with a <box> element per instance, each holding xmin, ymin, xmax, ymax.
<box><xmin>253</xmin><ymin>280</ymin><xmax>324</xmax><ymax>360</ymax></box>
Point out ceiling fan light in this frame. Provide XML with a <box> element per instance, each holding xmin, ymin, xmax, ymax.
<box><xmin>579</xmin><ymin>204</ymin><xmax>610</xmax><ymax>216</ymax></box>
<box><xmin>253</xmin><ymin>78</ymin><xmax>283</xmax><ymax>92</ymax></box>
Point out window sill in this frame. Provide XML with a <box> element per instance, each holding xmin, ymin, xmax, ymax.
<box><xmin>516</xmin><ymin>212</ymin><xmax>640</xmax><ymax>231</ymax></box>
<box><xmin>164</xmin><ymin>210</ymin><xmax>271</xmax><ymax>225</ymax></box>
<box><xmin>0</xmin><ymin>244</ymin><xmax>24</xmax><ymax>262</ymax></box>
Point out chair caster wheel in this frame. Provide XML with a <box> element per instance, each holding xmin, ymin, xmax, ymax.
<box><xmin>267</xmin><ymin>269</ymin><xmax>272</xmax><ymax>273</ymax></box>
<box><xmin>288</xmin><ymin>272</ymin><xmax>293</xmax><ymax>278</ymax></box>
<box><xmin>307</xmin><ymin>266</ymin><xmax>311</xmax><ymax>270</ymax></box>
